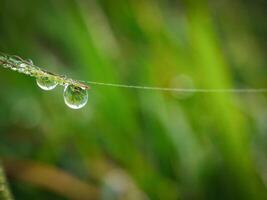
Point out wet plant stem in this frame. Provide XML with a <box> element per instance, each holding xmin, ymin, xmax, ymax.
<box><xmin>0</xmin><ymin>53</ymin><xmax>90</xmax><ymax>90</ymax></box>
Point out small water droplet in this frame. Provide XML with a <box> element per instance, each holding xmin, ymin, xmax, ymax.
<box><xmin>19</xmin><ymin>63</ymin><xmax>27</xmax><ymax>68</ymax></box>
<box><xmin>63</xmin><ymin>85</ymin><xmax>88</xmax><ymax>109</ymax></box>
<box><xmin>27</xmin><ymin>59</ymin><xmax>33</xmax><ymax>65</ymax></box>
<box><xmin>11</xmin><ymin>66</ymin><xmax>18</xmax><ymax>71</ymax></box>
<box><xmin>36</xmin><ymin>76</ymin><xmax>58</xmax><ymax>90</ymax></box>
<box><xmin>18</xmin><ymin>63</ymin><xmax>27</xmax><ymax>72</ymax></box>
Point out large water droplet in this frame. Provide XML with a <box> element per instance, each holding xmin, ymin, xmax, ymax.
<box><xmin>36</xmin><ymin>76</ymin><xmax>58</xmax><ymax>90</ymax></box>
<box><xmin>63</xmin><ymin>85</ymin><xmax>88</xmax><ymax>109</ymax></box>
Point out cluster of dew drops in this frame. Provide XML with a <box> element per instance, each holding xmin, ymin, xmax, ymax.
<box><xmin>1</xmin><ymin>54</ymin><xmax>88</xmax><ymax>109</ymax></box>
<box><xmin>36</xmin><ymin>76</ymin><xmax>88</xmax><ymax>109</ymax></box>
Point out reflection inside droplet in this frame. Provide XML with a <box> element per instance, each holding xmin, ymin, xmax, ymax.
<box><xmin>36</xmin><ymin>76</ymin><xmax>58</xmax><ymax>91</ymax></box>
<box><xmin>63</xmin><ymin>85</ymin><xmax>88</xmax><ymax>109</ymax></box>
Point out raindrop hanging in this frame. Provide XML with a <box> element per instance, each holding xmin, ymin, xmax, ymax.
<box><xmin>63</xmin><ymin>85</ymin><xmax>88</xmax><ymax>109</ymax></box>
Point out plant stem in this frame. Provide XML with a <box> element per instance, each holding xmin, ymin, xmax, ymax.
<box><xmin>0</xmin><ymin>53</ymin><xmax>90</xmax><ymax>90</ymax></box>
<box><xmin>0</xmin><ymin>163</ymin><xmax>13</xmax><ymax>200</ymax></box>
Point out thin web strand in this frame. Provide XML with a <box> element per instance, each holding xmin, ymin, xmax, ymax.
<box><xmin>84</xmin><ymin>81</ymin><xmax>267</xmax><ymax>93</ymax></box>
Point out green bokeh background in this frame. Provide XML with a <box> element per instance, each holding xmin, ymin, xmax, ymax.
<box><xmin>1</xmin><ymin>0</ymin><xmax>267</xmax><ymax>199</ymax></box>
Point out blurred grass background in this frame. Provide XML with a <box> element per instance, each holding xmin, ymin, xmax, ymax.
<box><xmin>1</xmin><ymin>0</ymin><xmax>267</xmax><ymax>199</ymax></box>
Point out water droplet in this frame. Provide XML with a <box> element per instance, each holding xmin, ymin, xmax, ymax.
<box><xmin>27</xmin><ymin>59</ymin><xmax>33</xmax><ymax>65</ymax></box>
<box><xmin>18</xmin><ymin>63</ymin><xmax>27</xmax><ymax>72</ymax></box>
<box><xmin>36</xmin><ymin>76</ymin><xmax>58</xmax><ymax>90</ymax></box>
<box><xmin>11</xmin><ymin>66</ymin><xmax>18</xmax><ymax>71</ymax></box>
<box><xmin>19</xmin><ymin>63</ymin><xmax>27</xmax><ymax>68</ymax></box>
<box><xmin>63</xmin><ymin>85</ymin><xmax>88</xmax><ymax>109</ymax></box>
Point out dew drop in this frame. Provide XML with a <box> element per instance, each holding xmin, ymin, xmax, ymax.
<box><xmin>27</xmin><ymin>59</ymin><xmax>33</xmax><ymax>65</ymax></box>
<box><xmin>19</xmin><ymin>63</ymin><xmax>27</xmax><ymax>68</ymax></box>
<box><xmin>63</xmin><ymin>85</ymin><xmax>88</xmax><ymax>109</ymax></box>
<box><xmin>11</xmin><ymin>66</ymin><xmax>18</xmax><ymax>71</ymax></box>
<box><xmin>18</xmin><ymin>63</ymin><xmax>27</xmax><ymax>72</ymax></box>
<box><xmin>36</xmin><ymin>76</ymin><xmax>58</xmax><ymax>90</ymax></box>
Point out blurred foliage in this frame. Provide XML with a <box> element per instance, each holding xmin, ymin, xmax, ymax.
<box><xmin>1</xmin><ymin>0</ymin><xmax>267</xmax><ymax>199</ymax></box>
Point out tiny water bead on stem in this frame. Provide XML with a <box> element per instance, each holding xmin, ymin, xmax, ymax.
<box><xmin>0</xmin><ymin>52</ymin><xmax>90</xmax><ymax>109</ymax></box>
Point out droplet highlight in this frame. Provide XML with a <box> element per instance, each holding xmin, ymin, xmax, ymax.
<box><xmin>63</xmin><ymin>85</ymin><xmax>88</xmax><ymax>109</ymax></box>
<box><xmin>18</xmin><ymin>63</ymin><xmax>27</xmax><ymax>72</ymax></box>
<box><xmin>36</xmin><ymin>76</ymin><xmax>58</xmax><ymax>90</ymax></box>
